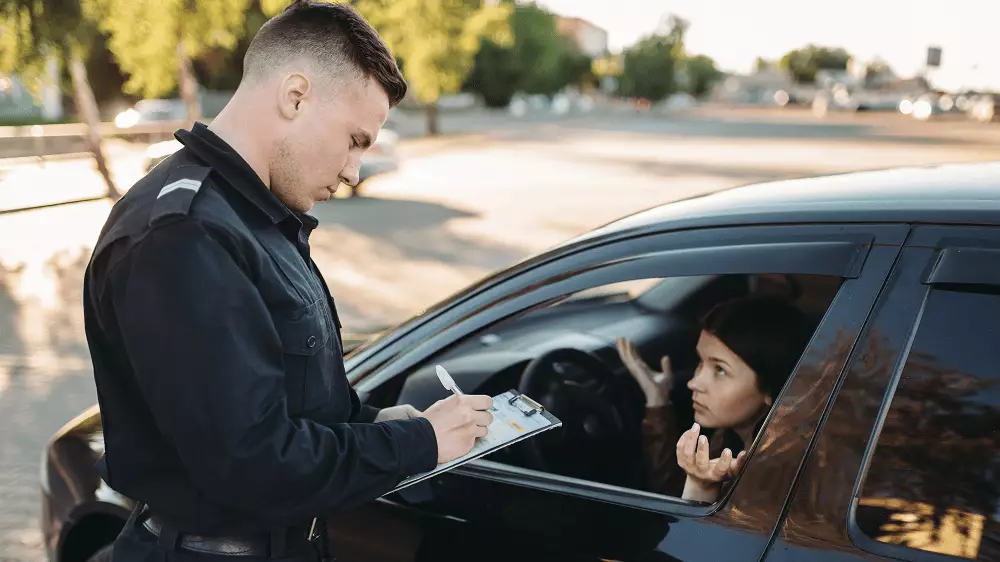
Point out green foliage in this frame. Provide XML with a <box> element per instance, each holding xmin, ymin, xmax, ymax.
<box><xmin>354</xmin><ymin>0</ymin><xmax>511</xmax><ymax>104</ymax></box>
<box><xmin>780</xmin><ymin>45</ymin><xmax>851</xmax><ymax>84</ymax></box>
<box><xmin>85</xmin><ymin>0</ymin><xmax>251</xmax><ymax>98</ymax></box>
<box><xmin>659</xmin><ymin>14</ymin><xmax>688</xmax><ymax>59</ymax></box>
<box><xmin>507</xmin><ymin>4</ymin><xmax>572</xmax><ymax>95</ymax></box>
<box><xmin>682</xmin><ymin>54</ymin><xmax>721</xmax><ymax>98</ymax></box>
<box><xmin>0</xmin><ymin>0</ymin><xmax>95</xmax><ymax>93</ymax></box>
<box><xmin>617</xmin><ymin>14</ymin><xmax>704</xmax><ymax>103</ymax></box>
<box><xmin>196</xmin><ymin>4</ymin><xmax>270</xmax><ymax>92</ymax></box>
<box><xmin>618</xmin><ymin>33</ymin><xmax>675</xmax><ymax>102</ymax></box>
<box><xmin>464</xmin><ymin>39</ymin><xmax>517</xmax><ymax>107</ymax></box>
<box><xmin>464</xmin><ymin>3</ymin><xmax>593</xmax><ymax>107</ymax></box>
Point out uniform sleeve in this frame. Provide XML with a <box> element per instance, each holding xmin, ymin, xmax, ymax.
<box><xmin>348</xmin><ymin>387</ymin><xmax>381</xmax><ymax>423</ymax></box>
<box><xmin>107</xmin><ymin>218</ymin><xmax>437</xmax><ymax>519</ymax></box>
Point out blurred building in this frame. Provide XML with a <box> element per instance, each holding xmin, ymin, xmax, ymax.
<box><xmin>556</xmin><ymin>16</ymin><xmax>609</xmax><ymax>58</ymax></box>
<box><xmin>710</xmin><ymin>67</ymin><xmax>804</xmax><ymax>106</ymax></box>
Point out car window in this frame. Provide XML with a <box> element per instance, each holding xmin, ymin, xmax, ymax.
<box><xmin>566</xmin><ymin>278</ymin><xmax>664</xmax><ymax>302</ymax></box>
<box><xmin>394</xmin><ymin>272</ymin><xmax>841</xmax><ymax>501</ymax></box>
<box><xmin>855</xmin><ymin>286</ymin><xmax>1000</xmax><ymax>560</ymax></box>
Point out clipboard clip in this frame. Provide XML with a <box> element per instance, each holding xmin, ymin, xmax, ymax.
<box><xmin>508</xmin><ymin>392</ymin><xmax>545</xmax><ymax>417</ymax></box>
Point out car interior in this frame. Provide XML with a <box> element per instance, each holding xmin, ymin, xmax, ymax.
<box><xmin>371</xmin><ymin>273</ymin><xmax>843</xmax><ymax>495</ymax></box>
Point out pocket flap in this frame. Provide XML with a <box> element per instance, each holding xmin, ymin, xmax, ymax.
<box><xmin>272</xmin><ymin>300</ymin><xmax>331</xmax><ymax>355</ymax></box>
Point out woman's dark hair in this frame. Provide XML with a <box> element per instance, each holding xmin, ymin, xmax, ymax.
<box><xmin>700</xmin><ymin>295</ymin><xmax>815</xmax><ymax>398</ymax></box>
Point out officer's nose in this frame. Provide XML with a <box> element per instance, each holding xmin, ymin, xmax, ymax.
<box><xmin>340</xmin><ymin>166</ymin><xmax>359</xmax><ymax>187</ymax></box>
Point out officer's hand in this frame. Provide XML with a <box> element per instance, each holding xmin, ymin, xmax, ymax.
<box><xmin>374</xmin><ymin>404</ymin><xmax>421</xmax><ymax>422</ymax></box>
<box><xmin>420</xmin><ymin>394</ymin><xmax>494</xmax><ymax>464</ymax></box>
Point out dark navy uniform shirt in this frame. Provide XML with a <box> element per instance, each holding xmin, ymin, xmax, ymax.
<box><xmin>83</xmin><ymin>123</ymin><xmax>437</xmax><ymax>535</ymax></box>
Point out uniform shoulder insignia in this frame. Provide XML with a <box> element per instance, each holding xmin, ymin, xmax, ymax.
<box><xmin>149</xmin><ymin>165</ymin><xmax>213</xmax><ymax>226</ymax></box>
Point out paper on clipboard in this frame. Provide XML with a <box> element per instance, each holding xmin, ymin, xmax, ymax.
<box><xmin>385</xmin><ymin>390</ymin><xmax>562</xmax><ymax>495</ymax></box>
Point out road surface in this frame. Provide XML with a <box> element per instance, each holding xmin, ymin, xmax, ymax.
<box><xmin>1</xmin><ymin>108</ymin><xmax>998</xmax><ymax>560</ymax></box>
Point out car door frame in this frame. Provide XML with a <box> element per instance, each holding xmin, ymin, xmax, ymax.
<box><xmin>764</xmin><ymin>224</ymin><xmax>1000</xmax><ymax>562</ymax></box>
<box><xmin>336</xmin><ymin>222</ymin><xmax>909</xmax><ymax>562</ymax></box>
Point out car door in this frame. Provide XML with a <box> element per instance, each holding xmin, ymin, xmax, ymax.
<box><xmin>764</xmin><ymin>225</ymin><xmax>1000</xmax><ymax>562</ymax></box>
<box><xmin>327</xmin><ymin>223</ymin><xmax>908</xmax><ymax>562</ymax></box>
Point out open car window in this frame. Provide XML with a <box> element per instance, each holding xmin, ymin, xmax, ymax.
<box><xmin>391</xmin><ymin>272</ymin><xmax>843</xmax><ymax>502</ymax></box>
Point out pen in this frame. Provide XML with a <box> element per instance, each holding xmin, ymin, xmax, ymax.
<box><xmin>435</xmin><ymin>365</ymin><xmax>464</xmax><ymax>396</ymax></box>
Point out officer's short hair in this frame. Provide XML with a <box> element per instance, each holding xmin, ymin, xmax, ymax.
<box><xmin>243</xmin><ymin>0</ymin><xmax>407</xmax><ymax>106</ymax></box>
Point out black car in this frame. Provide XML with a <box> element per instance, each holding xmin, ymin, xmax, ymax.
<box><xmin>42</xmin><ymin>162</ymin><xmax>1000</xmax><ymax>562</ymax></box>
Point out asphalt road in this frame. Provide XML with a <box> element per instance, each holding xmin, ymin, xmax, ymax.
<box><xmin>1</xmin><ymin>107</ymin><xmax>998</xmax><ymax>561</ymax></box>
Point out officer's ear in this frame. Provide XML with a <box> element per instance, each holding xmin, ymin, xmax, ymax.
<box><xmin>278</xmin><ymin>73</ymin><xmax>310</xmax><ymax>120</ymax></box>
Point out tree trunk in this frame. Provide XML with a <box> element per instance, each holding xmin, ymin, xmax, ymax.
<box><xmin>426</xmin><ymin>102</ymin><xmax>439</xmax><ymax>136</ymax></box>
<box><xmin>69</xmin><ymin>57</ymin><xmax>121</xmax><ymax>200</ymax></box>
<box><xmin>177</xmin><ymin>40</ymin><xmax>202</xmax><ymax>128</ymax></box>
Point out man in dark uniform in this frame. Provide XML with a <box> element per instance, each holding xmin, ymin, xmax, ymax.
<box><xmin>83</xmin><ymin>2</ymin><xmax>494</xmax><ymax>561</ymax></box>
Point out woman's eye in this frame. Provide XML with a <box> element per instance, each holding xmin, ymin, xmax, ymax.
<box><xmin>715</xmin><ymin>366</ymin><xmax>726</xmax><ymax>378</ymax></box>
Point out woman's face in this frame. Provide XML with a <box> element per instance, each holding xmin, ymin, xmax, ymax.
<box><xmin>687</xmin><ymin>331</ymin><xmax>772</xmax><ymax>430</ymax></box>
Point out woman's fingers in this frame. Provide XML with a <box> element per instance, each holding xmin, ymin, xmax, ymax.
<box><xmin>728</xmin><ymin>450</ymin><xmax>749</xmax><ymax>478</ymax></box>
<box><xmin>626</xmin><ymin>341</ymin><xmax>653</xmax><ymax>375</ymax></box>
<box><xmin>695</xmin><ymin>435</ymin><xmax>711</xmax><ymax>473</ymax></box>
<box><xmin>710</xmin><ymin>449</ymin><xmax>732</xmax><ymax>481</ymax></box>
<box><xmin>677</xmin><ymin>424</ymin><xmax>699</xmax><ymax>465</ymax></box>
<box><xmin>676</xmin><ymin>427</ymin><xmax>742</xmax><ymax>484</ymax></box>
<box><xmin>616</xmin><ymin>338</ymin><xmax>644</xmax><ymax>380</ymax></box>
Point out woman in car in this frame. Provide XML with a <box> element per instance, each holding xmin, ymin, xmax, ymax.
<box><xmin>616</xmin><ymin>296</ymin><xmax>814</xmax><ymax>503</ymax></box>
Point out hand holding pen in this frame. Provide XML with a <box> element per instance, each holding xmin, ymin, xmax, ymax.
<box><xmin>418</xmin><ymin>365</ymin><xmax>494</xmax><ymax>463</ymax></box>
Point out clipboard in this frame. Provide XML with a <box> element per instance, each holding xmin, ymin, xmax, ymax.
<box><xmin>384</xmin><ymin>389</ymin><xmax>562</xmax><ymax>495</ymax></box>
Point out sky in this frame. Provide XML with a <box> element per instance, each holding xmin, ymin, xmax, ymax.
<box><xmin>534</xmin><ymin>0</ymin><xmax>998</xmax><ymax>91</ymax></box>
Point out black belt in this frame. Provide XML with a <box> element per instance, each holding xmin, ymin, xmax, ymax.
<box><xmin>137</xmin><ymin>510</ymin><xmax>315</xmax><ymax>558</ymax></box>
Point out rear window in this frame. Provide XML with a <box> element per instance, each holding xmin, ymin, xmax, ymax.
<box><xmin>855</xmin><ymin>287</ymin><xmax>1000</xmax><ymax>560</ymax></box>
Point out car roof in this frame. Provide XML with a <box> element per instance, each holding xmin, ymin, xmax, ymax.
<box><xmin>577</xmin><ymin>161</ymin><xmax>1000</xmax><ymax>244</ymax></box>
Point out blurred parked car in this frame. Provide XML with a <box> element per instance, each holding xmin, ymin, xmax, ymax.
<box><xmin>968</xmin><ymin>93</ymin><xmax>999</xmax><ymax>123</ymax></box>
<box><xmin>40</xmin><ymin>162</ymin><xmax>1000</xmax><ymax>562</ymax></box>
<box><xmin>113</xmin><ymin>99</ymin><xmax>187</xmax><ymax>129</ymax></box>
<box><xmin>142</xmin><ymin>127</ymin><xmax>400</xmax><ymax>197</ymax></box>
<box><xmin>113</xmin><ymin>93</ymin><xmax>233</xmax><ymax>129</ymax></box>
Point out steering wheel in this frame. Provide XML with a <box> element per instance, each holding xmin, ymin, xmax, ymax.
<box><xmin>518</xmin><ymin>348</ymin><xmax>641</xmax><ymax>485</ymax></box>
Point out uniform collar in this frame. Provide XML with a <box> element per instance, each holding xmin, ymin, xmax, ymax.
<box><xmin>296</xmin><ymin>211</ymin><xmax>319</xmax><ymax>236</ymax></box>
<box><xmin>175</xmin><ymin>122</ymin><xmax>292</xmax><ymax>225</ymax></box>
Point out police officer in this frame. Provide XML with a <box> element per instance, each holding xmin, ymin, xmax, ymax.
<box><xmin>83</xmin><ymin>2</ymin><xmax>494</xmax><ymax>561</ymax></box>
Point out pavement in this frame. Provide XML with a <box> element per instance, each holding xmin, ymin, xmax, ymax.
<box><xmin>1</xmin><ymin>107</ymin><xmax>999</xmax><ymax>561</ymax></box>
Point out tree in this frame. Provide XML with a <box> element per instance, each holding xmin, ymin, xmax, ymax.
<box><xmin>618</xmin><ymin>33</ymin><xmax>675</xmax><ymax>103</ymax></box>
<box><xmin>754</xmin><ymin>57</ymin><xmax>771</xmax><ymax>72</ymax></box>
<box><xmin>779</xmin><ymin>45</ymin><xmax>851</xmax><ymax>84</ymax></box>
<box><xmin>659</xmin><ymin>14</ymin><xmax>688</xmax><ymax>59</ymax></box>
<box><xmin>464</xmin><ymin>3</ymin><xmax>592</xmax><ymax>108</ymax></box>
<box><xmin>463</xmin><ymin>39</ymin><xmax>518</xmax><ymax>108</ymax></box>
<box><xmin>1</xmin><ymin>0</ymin><xmax>121</xmax><ymax>199</ymax></box>
<box><xmin>86</xmin><ymin>0</ymin><xmax>252</xmax><ymax>127</ymax></box>
<box><xmin>347</xmin><ymin>0</ymin><xmax>510</xmax><ymax>135</ymax></box>
<box><xmin>683</xmin><ymin>54</ymin><xmax>721</xmax><ymax>98</ymax></box>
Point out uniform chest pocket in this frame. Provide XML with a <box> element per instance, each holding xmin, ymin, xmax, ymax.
<box><xmin>272</xmin><ymin>299</ymin><xmax>337</xmax><ymax>416</ymax></box>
